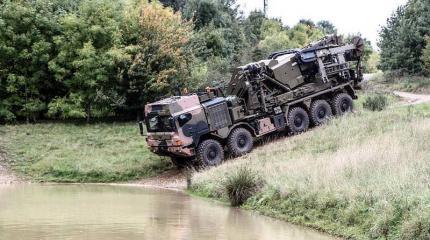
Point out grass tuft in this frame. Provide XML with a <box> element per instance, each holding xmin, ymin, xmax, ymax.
<box><xmin>225</xmin><ymin>167</ymin><xmax>262</xmax><ymax>206</ymax></box>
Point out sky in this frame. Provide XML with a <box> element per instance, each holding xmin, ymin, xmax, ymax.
<box><xmin>237</xmin><ymin>0</ymin><xmax>408</xmax><ymax>48</ymax></box>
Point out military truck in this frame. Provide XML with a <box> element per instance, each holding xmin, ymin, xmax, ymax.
<box><xmin>140</xmin><ymin>35</ymin><xmax>364</xmax><ymax>167</ymax></box>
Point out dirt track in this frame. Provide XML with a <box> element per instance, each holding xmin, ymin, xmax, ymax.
<box><xmin>393</xmin><ymin>91</ymin><xmax>430</xmax><ymax>105</ymax></box>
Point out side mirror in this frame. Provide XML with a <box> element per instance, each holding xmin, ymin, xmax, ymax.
<box><xmin>178</xmin><ymin>113</ymin><xmax>192</xmax><ymax>127</ymax></box>
<box><xmin>138</xmin><ymin>121</ymin><xmax>146</xmax><ymax>136</ymax></box>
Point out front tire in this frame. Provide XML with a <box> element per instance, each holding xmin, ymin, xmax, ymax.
<box><xmin>310</xmin><ymin>100</ymin><xmax>332</xmax><ymax>126</ymax></box>
<box><xmin>332</xmin><ymin>93</ymin><xmax>353</xmax><ymax>116</ymax></box>
<box><xmin>227</xmin><ymin>128</ymin><xmax>254</xmax><ymax>157</ymax></box>
<box><xmin>196</xmin><ymin>139</ymin><xmax>224</xmax><ymax>167</ymax></box>
<box><xmin>287</xmin><ymin>107</ymin><xmax>309</xmax><ymax>134</ymax></box>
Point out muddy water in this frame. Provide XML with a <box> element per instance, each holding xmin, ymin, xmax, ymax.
<box><xmin>0</xmin><ymin>185</ymin><xmax>334</xmax><ymax>240</ymax></box>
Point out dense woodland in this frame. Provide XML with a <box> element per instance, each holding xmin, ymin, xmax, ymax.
<box><xmin>379</xmin><ymin>0</ymin><xmax>430</xmax><ymax>74</ymax></box>
<box><xmin>0</xmin><ymin>0</ymin><xmax>427</xmax><ymax>123</ymax></box>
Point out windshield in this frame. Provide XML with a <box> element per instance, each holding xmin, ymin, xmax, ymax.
<box><xmin>146</xmin><ymin>115</ymin><xmax>176</xmax><ymax>132</ymax></box>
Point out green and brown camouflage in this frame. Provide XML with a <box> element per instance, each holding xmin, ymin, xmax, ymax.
<box><xmin>142</xmin><ymin>35</ymin><xmax>365</xmax><ymax>166</ymax></box>
<box><xmin>144</xmin><ymin>95</ymin><xmax>207</xmax><ymax>157</ymax></box>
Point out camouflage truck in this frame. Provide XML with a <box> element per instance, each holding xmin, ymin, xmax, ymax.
<box><xmin>140</xmin><ymin>35</ymin><xmax>365</xmax><ymax>167</ymax></box>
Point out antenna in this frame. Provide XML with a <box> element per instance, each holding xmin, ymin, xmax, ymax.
<box><xmin>263</xmin><ymin>0</ymin><xmax>268</xmax><ymax>16</ymax></box>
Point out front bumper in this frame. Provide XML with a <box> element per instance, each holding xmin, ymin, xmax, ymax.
<box><xmin>146</xmin><ymin>139</ymin><xmax>195</xmax><ymax>157</ymax></box>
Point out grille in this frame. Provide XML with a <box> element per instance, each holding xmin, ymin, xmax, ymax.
<box><xmin>207</xmin><ymin>103</ymin><xmax>231</xmax><ymax>131</ymax></box>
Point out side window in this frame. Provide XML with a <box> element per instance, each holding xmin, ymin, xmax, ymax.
<box><xmin>178</xmin><ymin>113</ymin><xmax>192</xmax><ymax>127</ymax></box>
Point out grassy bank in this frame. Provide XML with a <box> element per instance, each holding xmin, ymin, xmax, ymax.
<box><xmin>190</xmin><ymin>101</ymin><xmax>430</xmax><ymax>239</ymax></box>
<box><xmin>367</xmin><ymin>72</ymin><xmax>430</xmax><ymax>94</ymax></box>
<box><xmin>0</xmin><ymin>123</ymin><xmax>170</xmax><ymax>182</ymax></box>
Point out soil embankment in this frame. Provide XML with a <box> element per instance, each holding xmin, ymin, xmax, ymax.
<box><xmin>131</xmin><ymin>169</ymin><xmax>188</xmax><ymax>190</ymax></box>
<box><xmin>0</xmin><ymin>151</ymin><xmax>19</xmax><ymax>184</ymax></box>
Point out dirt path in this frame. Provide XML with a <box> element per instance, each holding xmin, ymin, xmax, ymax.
<box><xmin>364</xmin><ymin>73</ymin><xmax>430</xmax><ymax>104</ymax></box>
<box><xmin>393</xmin><ymin>91</ymin><xmax>430</xmax><ymax>105</ymax></box>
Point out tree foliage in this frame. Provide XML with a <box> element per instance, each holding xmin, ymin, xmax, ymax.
<box><xmin>317</xmin><ymin>20</ymin><xmax>337</xmax><ymax>35</ymax></box>
<box><xmin>0</xmin><ymin>0</ymin><xmax>353</xmax><ymax>123</ymax></box>
<box><xmin>0</xmin><ymin>0</ymin><xmax>61</xmax><ymax>122</ymax></box>
<box><xmin>421</xmin><ymin>37</ymin><xmax>430</xmax><ymax>71</ymax></box>
<box><xmin>49</xmin><ymin>0</ymin><xmax>126</xmax><ymax>121</ymax></box>
<box><xmin>258</xmin><ymin>20</ymin><xmax>324</xmax><ymax>57</ymax></box>
<box><xmin>124</xmin><ymin>1</ymin><xmax>195</xmax><ymax>114</ymax></box>
<box><xmin>379</xmin><ymin>0</ymin><xmax>430</xmax><ymax>74</ymax></box>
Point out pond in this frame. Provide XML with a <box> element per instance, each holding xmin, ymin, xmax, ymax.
<box><xmin>0</xmin><ymin>184</ymin><xmax>334</xmax><ymax>240</ymax></box>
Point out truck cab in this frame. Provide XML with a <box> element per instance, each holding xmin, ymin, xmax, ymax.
<box><xmin>144</xmin><ymin>95</ymin><xmax>207</xmax><ymax>158</ymax></box>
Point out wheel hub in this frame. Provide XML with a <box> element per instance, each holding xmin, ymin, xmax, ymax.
<box><xmin>294</xmin><ymin>116</ymin><xmax>303</xmax><ymax>127</ymax></box>
<box><xmin>208</xmin><ymin>150</ymin><xmax>216</xmax><ymax>159</ymax></box>
<box><xmin>341</xmin><ymin>101</ymin><xmax>348</xmax><ymax>111</ymax></box>
<box><xmin>318</xmin><ymin>108</ymin><xmax>326</xmax><ymax>118</ymax></box>
<box><xmin>238</xmin><ymin>137</ymin><xmax>246</xmax><ymax>147</ymax></box>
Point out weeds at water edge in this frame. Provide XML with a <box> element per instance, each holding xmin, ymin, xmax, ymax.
<box><xmin>225</xmin><ymin>167</ymin><xmax>263</xmax><ymax>206</ymax></box>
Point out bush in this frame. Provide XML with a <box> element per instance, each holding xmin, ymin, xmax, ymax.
<box><xmin>363</xmin><ymin>94</ymin><xmax>388</xmax><ymax>111</ymax></box>
<box><xmin>225</xmin><ymin>167</ymin><xmax>263</xmax><ymax>206</ymax></box>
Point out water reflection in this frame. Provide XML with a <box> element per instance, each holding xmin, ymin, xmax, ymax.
<box><xmin>0</xmin><ymin>185</ymin><xmax>333</xmax><ymax>240</ymax></box>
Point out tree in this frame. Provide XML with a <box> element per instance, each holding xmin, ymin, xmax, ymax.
<box><xmin>258</xmin><ymin>19</ymin><xmax>324</xmax><ymax>57</ymax></box>
<box><xmin>364</xmin><ymin>52</ymin><xmax>381</xmax><ymax>73</ymax></box>
<box><xmin>243</xmin><ymin>10</ymin><xmax>266</xmax><ymax>45</ymax></box>
<box><xmin>317</xmin><ymin>20</ymin><xmax>337</xmax><ymax>35</ymax></box>
<box><xmin>289</xmin><ymin>23</ymin><xmax>324</xmax><ymax>47</ymax></box>
<box><xmin>299</xmin><ymin>19</ymin><xmax>316</xmax><ymax>28</ymax></box>
<box><xmin>48</xmin><ymin>0</ymin><xmax>127</xmax><ymax>122</ymax></box>
<box><xmin>159</xmin><ymin>0</ymin><xmax>186</xmax><ymax>11</ymax></box>
<box><xmin>182</xmin><ymin>0</ymin><xmax>247</xmax><ymax>87</ymax></box>
<box><xmin>379</xmin><ymin>0</ymin><xmax>430</xmax><ymax>74</ymax></box>
<box><xmin>121</xmin><ymin>1</ymin><xmax>196</xmax><ymax>118</ymax></box>
<box><xmin>421</xmin><ymin>36</ymin><xmax>430</xmax><ymax>72</ymax></box>
<box><xmin>0</xmin><ymin>0</ymin><xmax>62</xmax><ymax>123</ymax></box>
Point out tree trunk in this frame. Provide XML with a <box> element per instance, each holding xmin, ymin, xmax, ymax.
<box><xmin>86</xmin><ymin>103</ymin><xmax>91</xmax><ymax>124</ymax></box>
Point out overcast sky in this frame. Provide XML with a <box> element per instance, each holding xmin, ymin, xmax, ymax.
<box><xmin>237</xmin><ymin>0</ymin><xmax>408</xmax><ymax>48</ymax></box>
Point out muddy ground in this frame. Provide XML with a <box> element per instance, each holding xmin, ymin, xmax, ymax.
<box><xmin>0</xmin><ymin>150</ymin><xmax>20</xmax><ymax>184</ymax></box>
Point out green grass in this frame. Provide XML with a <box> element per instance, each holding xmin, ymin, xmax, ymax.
<box><xmin>225</xmin><ymin>166</ymin><xmax>263</xmax><ymax>206</ymax></box>
<box><xmin>367</xmin><ymin>72</ymin><xmax>430</xmax><ymax>94</ymax></box>
<box><xmin>0</xmin><ymin>122</ymin><xmax>171</xmax><ymax>182</ymax></box>
<box><xmin>190</xmin><ymin>101</ymin><xmax>430</xmax><ymax>239</ymax></box>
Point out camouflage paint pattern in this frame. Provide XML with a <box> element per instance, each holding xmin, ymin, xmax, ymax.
<box><xmin>143</xmin><ymin>35</ymin><xmax>364</xmax><ymax>159</ymax></box>
<box><xmin>258</xmin><ymin>118</ymin><xmax>276</xmax><ymax>135</ymax></box>
<box><xmin>145</xmin><ymin>95</ymin><xmax>209</xmax><ymax>157</ymax></box>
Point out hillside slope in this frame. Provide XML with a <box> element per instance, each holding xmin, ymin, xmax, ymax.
<box><xmin>190</xmin><ymin>103</ymin><xmax>430</xmax><ymax>239</ymax></box>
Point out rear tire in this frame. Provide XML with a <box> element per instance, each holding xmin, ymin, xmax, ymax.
<box><xmin>332</xmin><ymin>93</ymin><xmax>353</xmax><ymax>116</ymax></box>
<box><xmin>309</xmin><ymin>100</ymin><xmax>332</xmax><ymax>126</ymax></box>
<box><xmin>287</xmin><ymin>107</ymin><xmax>309</xmax><ymax>134</ymax></box>
<box><xmin>196</xmin><ymin>139</ymin><xmax>224</xmax><ymax>167</ymax></box>
<box><xmin>227</xmin><ymin>128</ymin><xmax>253</xmax><ymax>157</ymax></box>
